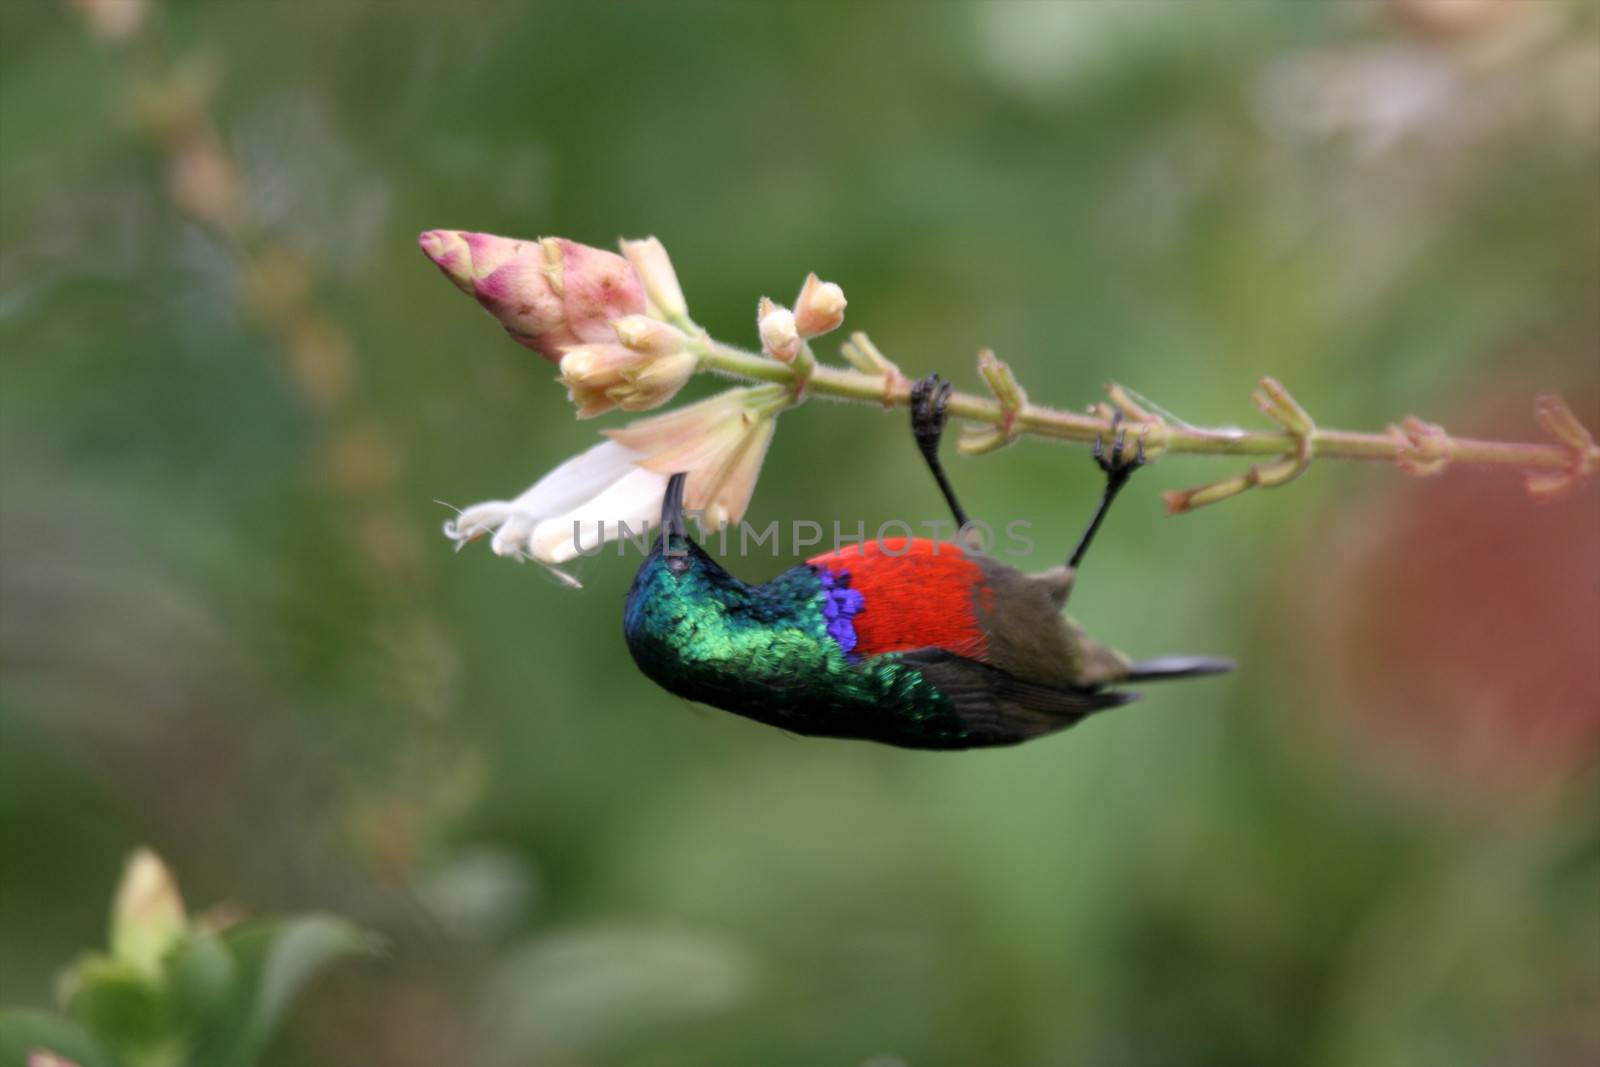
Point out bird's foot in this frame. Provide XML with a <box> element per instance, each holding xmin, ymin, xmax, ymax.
<box><xmin>1092</xmin><ymin>411</ymin><xmax>1146</xmax><ymax>486</ymax></box>
<box><xmin>910</xmin><ymin>372</ymin><xmax>953</xmax><ymax>453</ymax></box>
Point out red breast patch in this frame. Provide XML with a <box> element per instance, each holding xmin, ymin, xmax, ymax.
<box><xmin>807</xmin><ymin>538</ymin><xmax>990</xmax><ymax>659</ymax></box>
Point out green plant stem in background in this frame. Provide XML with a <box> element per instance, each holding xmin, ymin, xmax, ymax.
<box><xmin>698</xmin><ymin>334</ymin><xmax>1598</xmax><ymax>513</ymax></box>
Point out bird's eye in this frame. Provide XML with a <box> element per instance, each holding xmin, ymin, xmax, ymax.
<box><xmin>666</xmin><ymin>555</ymin><xmax>690</xmax><ymax>575</ymax></box>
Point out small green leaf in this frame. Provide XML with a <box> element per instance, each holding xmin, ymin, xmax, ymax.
<box><xmin>60</xmin><ymin>960</ymin><xmax>167</xmax><ymax>1051</ymax></box>
<box><xmin>218</xmin><ymin>916</ymin><xmax>377</xmax><ymax>1067</ymax></box>
<box><xmin>0</xmin><ymin>1009</ymin><xmax>119</xmax><ymax>1067</ymax></box>
<box><xmin>165</xmin><ymin>929</ymin><xmax>239</xmax><ymax>1055</ymax></box>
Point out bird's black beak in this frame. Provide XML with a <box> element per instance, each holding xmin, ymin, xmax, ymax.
<box><xmin>659</xmin><ymin>472</ymin><xmax>689</xmax><ymax>551</ymax></box>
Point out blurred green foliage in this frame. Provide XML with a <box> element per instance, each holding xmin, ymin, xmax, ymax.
<box><xmin>2</xmin><ymin>2</ymin><xmax>1597</xmax><ymax>1066</ymax></box>
<box><xmin>0</xmin><ymin>851</ymin><xmax>372</xmax><ymax>1067</ymax></box>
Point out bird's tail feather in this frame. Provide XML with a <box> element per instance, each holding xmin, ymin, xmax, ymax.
<box><xmin>1124</xmin><ymin>655</ymin><xmax>1234</xmax><ymax>682</ymax></box>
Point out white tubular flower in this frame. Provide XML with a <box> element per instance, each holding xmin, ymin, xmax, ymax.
<box><xmin>444</xmin><ymin>439</ymin><xmax>667</xmax><ymax>581</ymax></box>
<box><xmin>528</xmin><ymin>463</ymin><xmax>670</xmax><ymax>564</ymax></box>
<box><xmin>445</xmin><ymin>386</ymin><xmax>787</xmax><ymax>582</ymax></box>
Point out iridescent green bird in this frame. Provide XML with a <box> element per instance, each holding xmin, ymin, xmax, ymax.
<box><xmin>624</xmin><ymin>374</ymin><xmax>1232</xmax><ymax>749</ymax></box>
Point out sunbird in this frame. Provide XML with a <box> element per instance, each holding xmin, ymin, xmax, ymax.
<box><xmin>624</xmin><ymin>374</ymin><xmax>1232</xmax><ymax>749</ymax></box>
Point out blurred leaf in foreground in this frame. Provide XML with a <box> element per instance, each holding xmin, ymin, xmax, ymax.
<box><xmin>0</xmin><ymin>850</ymin><xmax>375</xmax><ymax>1067</ymax></box>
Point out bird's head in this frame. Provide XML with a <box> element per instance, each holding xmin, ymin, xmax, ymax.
<box><xmin>625</xmin><ymin>472</ymin><xmax>747</xmax><ymax>624</ymax></box>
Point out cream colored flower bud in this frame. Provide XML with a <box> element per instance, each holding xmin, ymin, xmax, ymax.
<box><xmin>793</xmin><ymin>272</ymin><xmax>846</xmax><ymax>338</ymax></box>
<box><xmin>560</xmin><ymin>343</ymin><xmax>643</xmax><ymax>418</ymax></box>
<box><xmin>111</xmin><ymin>848</ymin><xmax>186</xmax><ymax>978</ymax></box>
<box><xmin>612</xmin><ymin>314</ymin><xmax>689</xmax><ymax>358</ymax></box>
<box><xmin>620</xmin><ymin>236</ymin><xmax>688</xmax><ymax>321</ymax></box>
<box><xmin>757</xmin><ymin>298</ymin><xmax>800</xmax><ymax>362</ymax></box>
<box><xmin>610</xmin><ymin>350</ymin><xmax>699</xmax><ymax>412</ymax></box>
<box><xmin>559</xmin><ymin>340</ymin><xmax>695</xmax><ymax>418</ymax></box>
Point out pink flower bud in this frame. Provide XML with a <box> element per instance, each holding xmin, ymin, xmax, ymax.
<box><xmin>793</xmin><ymin>272</ymin><xmax>846</xmax><ymax>338</ymax></box>
<box><xmin>757</xmin><ymin>297</ymin><xmax>800</xmax><ymax>362</ymax></box>
<box><xmin>612</xmin><ymin>314</ymin><xmax>689</xmax><ymax>358</ymax></box>
<box><xmin>619</xmin><ymin>237</ymin><xmax>688</xmax><ymax>320</ymax></box>
<box><xmin>418</xmin><ymin>230</ymin><xmax>645</xmax><ymax>361</ymax></box>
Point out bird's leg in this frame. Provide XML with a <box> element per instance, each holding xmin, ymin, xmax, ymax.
<box><xmin>1067</xmin><ymin>413</ymin><xmax>1145</xmax><ymax>571</ymax></box>
<box><xmin>910</xmin><ymin>373</ymin><xmax>970</xmax><ymax>530</ymax></box>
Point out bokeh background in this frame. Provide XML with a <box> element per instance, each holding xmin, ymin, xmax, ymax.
<box><xmin>3</xmin><ymin>1</ymin><xmax>1598</xmax><ymax>1065</ymax></box>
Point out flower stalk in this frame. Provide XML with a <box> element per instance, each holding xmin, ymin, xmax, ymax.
<box><xmin>695</xmin><ymin>333</ymin><xmax>1596</xmax><ymax>513</ymax></box>
<box><xmin>425</xmin><ymin>228</ymin><xmax>1596</xmax><ymax>557</ymax></box>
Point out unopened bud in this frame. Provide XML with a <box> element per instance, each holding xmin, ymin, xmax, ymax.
<box><xmin>111</xmin><ymin>848</ymin><xmax>186</xmax><ymax>977</ymax></box>
<box><xmin>620</xmin><ymin>236</ymin><xmax>688</xmax><ymax>321</ymax></box>
<box><xmin>793</xmin><ymin>272</ymin><xmax>846</xmax><ymax>338</ymax></box>
<box><xmin>560</xmin><ymin>343</ymin><xmax>643</xmax><ymax>418</ymax></box>
<box><xmin>757</xmin><ymin>298</ymin><xmax>800</xmax><ymax>362</ymax></box>
<box><xmin>559</xmin><ymin>342</ymin><xmax>695</xmax><ymax>418</ymax></box>
<box><xmin>611</xmin><ymin>350</ymin><xmax>699</xmax><ymax>412</ymax></box>
<box><xmin>613</xmin><ymin>314</ymin><xmax>689</xmax><ymax>358</ymax></box>
<box><xmin>418</xmin><ymin>231</ymin><xmax>645</xmax><ymax>361</ymax></box>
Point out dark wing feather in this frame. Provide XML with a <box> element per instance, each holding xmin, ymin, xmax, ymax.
<box><xmin>896</xmin><ymin>647</ymin><xmax>1137</xmax><ymax>746</ymax></box>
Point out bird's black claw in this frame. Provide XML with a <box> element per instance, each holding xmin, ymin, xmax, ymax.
<box><xmin>1093</xmin><ymin>411</ymin><xmax>1145</xmax><ymax>482</ymax></box>
<box><xmin>910</xmin><ymin>372</ymin><xmax>952</xmax><ymax>450</ymax></box>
